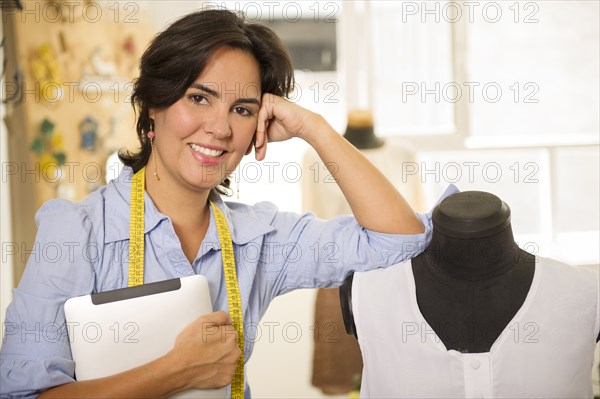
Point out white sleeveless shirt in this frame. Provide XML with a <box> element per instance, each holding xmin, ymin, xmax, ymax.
<box><xmin>352</xmin><ymin>257</ymin><xmax>600</xmax><ymax>398</ymax></box>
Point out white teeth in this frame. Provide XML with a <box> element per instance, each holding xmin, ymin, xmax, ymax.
<box><xmin>189</xmin><ymin>144</ymin><xmax>224</xmax><ymax>157</ymax></box>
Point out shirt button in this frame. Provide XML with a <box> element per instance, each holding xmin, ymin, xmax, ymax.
<box><xmin>471</xmin><ymin>358</ymin><xmax>481</xmax><ymax>369</ymax></box>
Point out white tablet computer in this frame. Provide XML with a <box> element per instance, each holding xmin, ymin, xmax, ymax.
<box><xmin>64</xmin><ymin>275</ymin><xmax>226</xmax><ymax>398</ymax></box>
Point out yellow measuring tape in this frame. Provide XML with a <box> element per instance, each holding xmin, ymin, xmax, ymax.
<box><xmin>129</xmin><ymin>167</ymin><xmax>245</xmax><ymax>398</ymax></box>
<box><xmin>128</xmin><ymin>168</ymin><xmax>146</xmax><ymax>287</ymax></box>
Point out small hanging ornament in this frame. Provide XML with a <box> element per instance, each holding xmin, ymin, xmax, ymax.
<box><xmin>123</xmin><ymin>35</ymin><xmax>136</xmax><ymax>55</ymax></box>
<box><xmin>80</xmin><ymin>116</ymin><xmax>99</xmax><ymax>151</ymax></box>
<box><xmin>30</xmin><ymin>43</ymin><xmax>63</xmax><ymax>103</ymax></box>
<box><xmin>29</xmin><ymin>117</ymin><xmax>67</xmax><ymax>179</ymax></box>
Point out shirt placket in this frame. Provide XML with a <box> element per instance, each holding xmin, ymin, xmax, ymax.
<box><xmin>462</xmin><ymin>353</ymin><xmax>493</xmax><ymax>398</ymax></box>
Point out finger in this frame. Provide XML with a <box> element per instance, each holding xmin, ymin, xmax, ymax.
<box><xmin>255</xmin><ymin>117</ymin><xmax>265</xmax><ymax>150</ymax></box>
<box><xmin>256</xmin><ymin>95</ymin><xmax>273</xmax><ymax>149</ymax></box>
<box><xmin>201</xmin><ymin>310</ymin><xmax>233</xmax><ymax>326</ymax></box>
<box><xmin>255</xmin><ymin>120</ymin><xmax>268</xmax><ymax>161</ymax></box>
<box><xmin>228</xmin><ymin>345</ymin><xmax>243</xmax><ymax>362</ymax></box>
<box><xmin>255</xmin><ymin>99</ymin><xmax>274</xmax><ymax>161</ymax></box>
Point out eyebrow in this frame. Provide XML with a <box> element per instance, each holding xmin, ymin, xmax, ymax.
<box><xmin>189</xmin><ymin>83</ymin><xmax>260</xmax><ymax>106</ymax></box>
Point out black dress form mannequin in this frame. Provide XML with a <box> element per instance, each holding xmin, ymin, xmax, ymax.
<box><xmin>410</xmin><ymin>191</ymin><xmax>535</xmax><ymax>353</ymax></box>
<box><xmin>341</xmin><ymin>190</ymin><xmax>600</xmax><ymax>396</ymax></box>
<box><xmin>341</xmin><ymin>191</ymin><xmax>600</xmax><ymax>346</ymax></box>
<box><xmin>342</xmin><ymin>191</ymin><xmax>536</xmax><ymax>352</ymax></box>
<box><xmin>343</xmin><ymin>109</ymin><xmax>385</xmax><ymax>150</ymax></box>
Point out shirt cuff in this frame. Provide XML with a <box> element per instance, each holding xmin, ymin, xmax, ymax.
<box><xmin>366</xmin><ymin>184</ymin><xmax>460</xmax><ymax>261</ymax></box>
<box><xmin>0</xmin><ymin>357</ymin><xmax>74</xmax><ymax>398</ymax></box>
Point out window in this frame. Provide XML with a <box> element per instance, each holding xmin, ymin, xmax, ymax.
<box><xmin>368</xmin><ymin>0</ymin><xmax>455</xmax><ymax>135</ymax></box>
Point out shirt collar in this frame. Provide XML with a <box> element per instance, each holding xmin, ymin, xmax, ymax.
<box><xmin>209</xmin><ymin>190</ymin><xmax>275</xmax><ymax>245</ymax></box>
<box><xmin>104</xmin><ymin>166</ymin><xmax>274</xmax><ymax>245</ymax></box>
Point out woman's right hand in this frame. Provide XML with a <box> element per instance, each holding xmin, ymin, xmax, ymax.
<box><xmin>38</xmin><ymin>311</ymin><xmax>241</xmax><ymax>398</ymax></box>
<box><xmin>167</xmin><ymin>310</ymin><xmax>242</xmax><ymax>390</ymax></box>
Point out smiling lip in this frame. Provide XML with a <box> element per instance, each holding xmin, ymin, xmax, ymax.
<box><xmin>188</xmin><ymin>143</ymin><xmax>226</xmax><ymax>165</ymax></box>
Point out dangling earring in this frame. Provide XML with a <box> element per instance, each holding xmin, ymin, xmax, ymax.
<box><xmin>148</xmin><ymin>127</ymin><xmax>160</xmax><ymax>181</ymax></box>
<box><xmin>234</xmin><ymin>165</ymin><xmax>241</xmax><ymax>199</ymax></box>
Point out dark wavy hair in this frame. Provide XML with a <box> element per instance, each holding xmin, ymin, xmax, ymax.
<box><xmin>119</xmin><ymin>9</ymin><xmax>294</xmax><ymax>194</ymax></box>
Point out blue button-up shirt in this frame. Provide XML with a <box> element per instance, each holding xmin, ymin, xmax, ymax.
<box><xmin>1</xmin><ymin>166</ymin><xmax>449</xmax><ymax>398</ymax></box>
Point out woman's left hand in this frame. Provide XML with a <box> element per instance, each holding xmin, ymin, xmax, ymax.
<box><xmin>254</xmin><ymin>93</ymin><xmax>423</xmax><ymax>235</ymax></box>
<box><xmin>254</xmin><ymin>93</ymin><xmax>322</xmax><ymax>161</ymax></box>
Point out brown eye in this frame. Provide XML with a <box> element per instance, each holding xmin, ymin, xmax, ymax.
<box><xmin>188</xmin><ymin>94</ymin><xmax>209</xmax><ymax>105</ymax></box>
<box><xmin>234</xmin><ymin>106</ymin><xmax>253</xmax><ymax>117</ymax></box>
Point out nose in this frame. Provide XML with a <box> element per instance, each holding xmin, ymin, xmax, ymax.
<box><xmin>203</xmin><ymin>106</ymin><xmax>232</xmax><ymax>139</ymax></box>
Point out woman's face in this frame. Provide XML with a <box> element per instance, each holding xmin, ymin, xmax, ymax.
<box><xmin>149</xmin><ymin>46</ymin><xmax>261</xmax><ymax>192</ymax></box>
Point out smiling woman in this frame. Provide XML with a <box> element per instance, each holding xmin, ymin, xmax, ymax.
<box><xmin>120</xmin><ymin>9</ymin><xmax>294</xmax><ymax>195</ymax></box>
<box><xmin>0</xmin><ymin>8</ymin><xmax>437</xmax><ymax>399</ymax></box>
<box><xmin>146</xmin><ymin>47</ymin><xmax>261</xmax><ymax>196</ymax></box>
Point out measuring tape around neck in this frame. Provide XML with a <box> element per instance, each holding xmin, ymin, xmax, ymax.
<box><xmin>129</xmin><ymin>167</ymin><xmax>245</xmax><ymax>398</ymax></box>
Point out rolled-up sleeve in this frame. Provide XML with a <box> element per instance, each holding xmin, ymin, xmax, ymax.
<box><xmin>1</xmin><ymin>199</ymin><xmax>97</xmax><ymax>398</ymax></box>
<box><xmin>259</xmin><ymin>185</ymin><xmax>458</xmax><ymax>296</ymax></box>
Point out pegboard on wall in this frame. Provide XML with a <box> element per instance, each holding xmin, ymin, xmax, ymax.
<box><xmin>3</xmin><ymin>0</ymin><xmax>153</xmax><ymax>283</ymax></box>
<box><xmin>6</xmin><ymin>0</ymin><xmax>152</xmax><ymax>208</ymax></box>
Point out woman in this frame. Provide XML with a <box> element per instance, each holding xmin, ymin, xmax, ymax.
<box><xmin>0</xmin><ymin>9</ymin><xmax>434</xmax><ymax>398</ymax></box>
